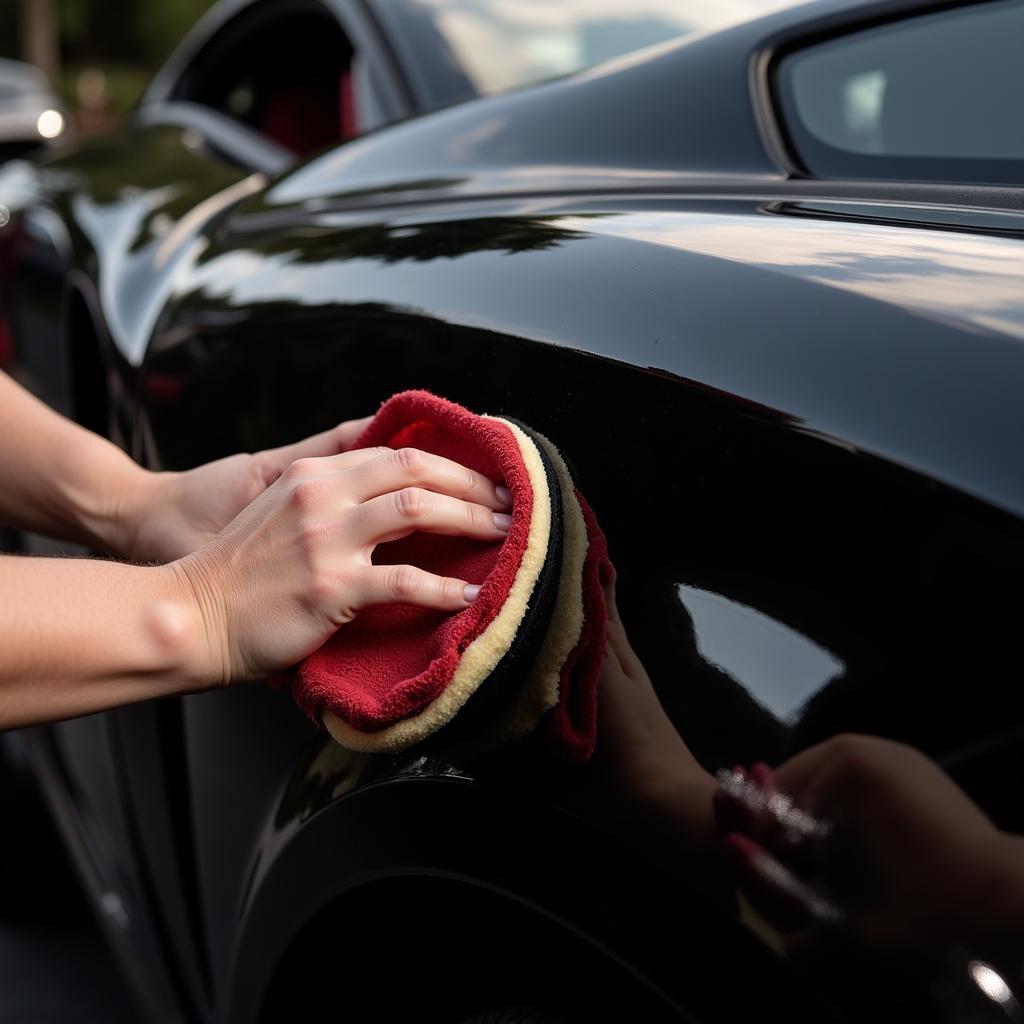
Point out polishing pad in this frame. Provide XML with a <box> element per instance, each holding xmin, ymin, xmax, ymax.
<box><xmin>290</xmin><ymin>390</ymin><xmax>610</xmax><ymax>761</ymax></box>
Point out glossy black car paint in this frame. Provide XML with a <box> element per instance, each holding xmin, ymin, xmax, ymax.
<box><xmin>4</xmin><ymin>0</ymin><xmax>1024</xmax><ymax>1021</ymax></box>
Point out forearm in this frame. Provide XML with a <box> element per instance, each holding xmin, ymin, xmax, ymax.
<box><xmin>0</xmin><ymin>554</ymin><xmax>211</xmax><ymax>729</ymax></box>
<box><xmin>0</xmin><ymin>372</ymin><xmax>150</xmax><ymax>552</ymax></box>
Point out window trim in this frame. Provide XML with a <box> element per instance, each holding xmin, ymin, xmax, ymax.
<box><xmin>134</xmin><ymin>100</ymin><xmax>292</xmax><ymax>176</ymax></box>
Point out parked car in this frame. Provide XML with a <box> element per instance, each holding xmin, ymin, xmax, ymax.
<box><xmin>0</xmin><ymin>58</ymin><xmax>69</xmax><ymax>162</ymax></box>
<box><xmin>2</xmin><ymin>0</ymin><xmax>1024</xmax><ymax>1021</ymax></box>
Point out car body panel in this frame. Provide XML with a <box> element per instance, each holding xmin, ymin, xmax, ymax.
<box><xmin>136</xmin><ymin>194</ymin><xmax>1024</xmax><ymax>1018</ymax></box>
<box><xmin>167</xmin><ymin>193</ymin><xmax>1024</xmax><ymax>516</ymax></box>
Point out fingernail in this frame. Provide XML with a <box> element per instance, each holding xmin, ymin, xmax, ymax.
<box><xmin>495</xmin><ymin>485</ymin><xmax>512</xmax><ymax>508</ymax></box>
<box><xmin>492</xmin><ymin>512</ymin><xmax>512</xmax><ymax>533</ymax></box>
<box><xmin>463</xmin><ymin>584</ymin><xmax>481</xmax><ymax>603</ymax></box>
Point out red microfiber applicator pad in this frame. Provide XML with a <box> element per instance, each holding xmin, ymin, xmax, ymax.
<box><xmin>289</xmin><ymin>390</ymin><xmax>609</xmax><ymax>761</ymax></box>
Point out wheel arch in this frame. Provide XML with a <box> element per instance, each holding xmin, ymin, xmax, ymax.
<box><xmin>222</xmin><ymin>776</ymin><xmax>691</xmax><ymax>1024</ymax></box>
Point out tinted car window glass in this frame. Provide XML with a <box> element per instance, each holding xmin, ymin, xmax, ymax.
<box><xmin>777</xmin><ymin>0</ymin><xmax>1024</xmax><ymax>185</ymax></box>
<box><xmin>172</xmin><ymin>4</ymin><xmax>354</xmax><ymax>157</ymax></box>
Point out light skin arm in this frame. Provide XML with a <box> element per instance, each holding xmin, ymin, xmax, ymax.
<box><xmin>0</xmin><ymin>370</ymin><xmax>147</xmax><ymax>553</ymax></box>
<box><xmin>0</xmin><ymin>555</ymin><xmax>204</xmax><ymax>727</ymax></box>
<box><xmin>0</xmin><ymin>443</ymin><xmax>513</xmax><ymax>730</ymax></box>
<box><xmin>0</xmin><ymin>369</ymin><xmax>374</xmax><ymax>562</ymax></box>
<box><xmin>0</xmin><ymin>372</ymin><xmax>517</xmax><ymax>730</ymax></box>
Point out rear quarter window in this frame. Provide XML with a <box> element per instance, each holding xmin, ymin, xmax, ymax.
<box><xmin>776</xmin><ymin>0</ymin><xmax>1024</xmax><ymax>185</ymax></box>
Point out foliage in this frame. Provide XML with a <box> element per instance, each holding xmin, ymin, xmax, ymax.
<box><xmin>53</xmin><ymin>0</ymin><xmax>215</xmax><ymax>66</ymax></box>
<box><xmin>1</xmin><ymin>0</ymin><xmax>216</xmax><ymax>111</ymax></box>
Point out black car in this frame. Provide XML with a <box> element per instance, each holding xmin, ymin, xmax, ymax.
<box><xmin>2</xmin><ymin>0</ymin><xmax>1024</xmax><ymax>1021</ymax></box>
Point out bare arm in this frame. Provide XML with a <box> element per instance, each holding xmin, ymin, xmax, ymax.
<box><xmin>0</xmin><ymin>444</ymin><xmax>513</xmax><ymax>730</ymax></box>
<box><xmin>0</xmin><ymin>369</ymin><xmax>378</xmax><ymax>561</ymax></box>
<box><xmin>0</xmin><ymin>555</ymin><xmax>205</xmax><ymax>728</ymax></box>
<box><xmin>0</xmin><ymin>371</ymin><xmax>146</xmax><ymax>552</ymax></box>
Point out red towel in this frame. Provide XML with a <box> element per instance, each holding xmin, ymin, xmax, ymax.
<box><xmin>289</xmin><ymin>390</ymin><xmax>609</xmax><ymax>761</ymax></box>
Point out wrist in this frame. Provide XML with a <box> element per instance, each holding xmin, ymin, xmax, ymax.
<box><xmin>134</xmin><ymin>564</ymin><xmax>215</xmax><ymax>691</ymax></box>
<box><xmin>163</xmin><ymin>553</ymin><xmax>232</xmax><ymax>688</ymax></box>
<box><xmin>107</xmin><ymin>467</ymin><xmax>171</xmax><ymax>560</ymax></box>
<box><xmin>59</xmin><ymin>443</ymin><xmax>160</xmax><ymax>557</ymax></box>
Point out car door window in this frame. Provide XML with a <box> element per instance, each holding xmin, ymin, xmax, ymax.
<box><xmin>169</xmin><ymin>1</ymin><xmax>358</xmax><ymax>157</ymax></box>
<box><xmin>776</xmin><ymin>0</ymin><xmax>1024</xmax><ymax>185</ymax></box>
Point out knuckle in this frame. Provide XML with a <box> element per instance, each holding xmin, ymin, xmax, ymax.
<box><xmin>386</xmin><ymin>565</ymin><xmax>421</xmax><ymax>602</ymax></box>
<box><xmin>289</xmin><ymin>478</ymin><xmax>326</xmax><ymax>513</ymax></box>
<box><xmin>440</xmin><ymin>576</ymin><xmax>462</xmax><ymax>603</ymax></box>
<box><xmin>284</xmin><ymin>457</ymin><xmax>316</xmax><ymax>482</ymax></box>
<box><xmin>465</xmin><ymin>500</ymin><xmax>487</xmax><ymax>527</ymax></box>
<box><xmin>394</xmin><ymin>486</ymin><xmax>428</xmax><ymax>519</ymax></box>
<box><xmin>306</xmin><ymin>570</ymin><xmax>340</xmax><ymax>608</ymax></box>
<box><xmin>393</xmin><ymin>446</ymin><xmax>426</xmax><ymax>477</ymax></box>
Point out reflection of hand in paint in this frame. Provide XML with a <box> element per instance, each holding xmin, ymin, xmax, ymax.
<box><xmin>598</xmin><ymin>576</ymin><xmax>1024</xmax><ymax>969</ymax></box>
<box><xmin>597</xmin><ymin>569</ymin><xmax>717</xmax><ymax>846</ymax></box>
<box><xmin>716</xmin><ymin>738</ymin><xmax>1024</xmax><ymax>957</ymax></box>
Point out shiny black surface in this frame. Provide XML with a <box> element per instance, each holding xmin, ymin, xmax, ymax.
<box><xmin>3</xmin><ymin>1</ymin><xmax>1024</xmax><ymax>1021</ymax></box>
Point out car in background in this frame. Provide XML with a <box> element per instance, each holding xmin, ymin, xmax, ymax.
<box><xmin>2</xmin><ymin>0</ymin><xmax>1024</xmax><ymax>1021</ymax></box>
<box><xmin>0</xmin><ymin>58</ymin><xmax>69</xmax><ymax>162</ymax></box>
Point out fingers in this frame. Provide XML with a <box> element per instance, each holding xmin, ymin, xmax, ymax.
<box><xmin>351</xmin><ymin>487</ymin><xmax>512</xmax><ymax>547</ymax></box>
<box><xmin>721</xmin><ymin>833</ymin><xmax>836</xmax><ymax>933</ymax></box>
<box><xmin>354</xmin><ymin>564</ymin><xmax>477</xmax><ymax>612</ymax></box>
<box><xmin>600</xmin><ymin>567</ymin><xmax>647</xmax><ymax>680</ymax></box>
<box><xmin>333</xmin><ymin>416</ymin><xmax>375</xmax><ymax>452</ymax></box>
<box><xmin>253</xmin><ymin>416</ymin><xmax>374</xmax><ymax>482</ymax></box>
<box><xmin>325</xmin><ymin>447</ymin><xmax>510</xmax><ymax>511</ymax></box>
<box><xmin>263</xmin><ymin>446</ymin><xmax>511</xmax><ymax>523</ymax></box>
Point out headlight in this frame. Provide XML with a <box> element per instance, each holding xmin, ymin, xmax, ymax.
<box><xmin>36</xmin><ymin>108</ymin><xmax>64</xmax><ymax>140</ymax></box>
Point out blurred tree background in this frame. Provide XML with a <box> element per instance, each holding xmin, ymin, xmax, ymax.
<box><xmin>0</xmin><ymin>0</ymin><xmax>215</xmax><ymax>131</ymax></box>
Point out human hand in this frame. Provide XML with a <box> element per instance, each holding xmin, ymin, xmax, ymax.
<box><xmin>598</xmin><ymin>570</ymin><xmax>716</xmax><ymax>844</ymax></box>
<box><xmin>165</xmin><ymin>445</ymin><xmax>512</xmax><ymax>687</ymax></box>
<box><xmin>118</xmin><ymin>417</ymin><xmax>373</xmax><ymax>563</ymax></box>
<box><xmin>716</xmin><ymin>735</ymin><xmax>1024</xmax><ymax>952</ymax></box>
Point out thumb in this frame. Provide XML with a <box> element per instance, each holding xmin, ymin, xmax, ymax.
<box><xmin>252</xmin><ymin>415</ymin><xmax>374</xmax><ymax>484</ymax></box>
